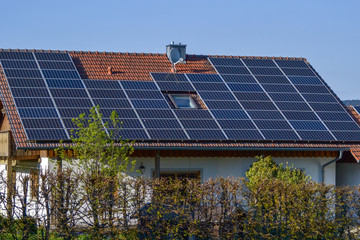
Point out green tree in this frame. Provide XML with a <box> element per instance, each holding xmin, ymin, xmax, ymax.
<box><xmin>55</xmin><ymin>106</ymin><xmax>135</xmax><ymax>239</ymax></box>
<box><xmin>246</xmin><ymin>155</ymin><xmax>310</xmax><ymax>189</ymax></box>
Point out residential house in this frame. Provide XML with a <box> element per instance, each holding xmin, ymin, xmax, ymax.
<box><xmin>0</xmin><ymin>43</ymin><xmax>359</xmax><ymax>187</ymax></box>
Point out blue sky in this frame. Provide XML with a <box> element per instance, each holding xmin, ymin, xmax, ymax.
<box><xmin>1</xmin><ymin>0</ymin><xmax>359</xmax><ymax>99</ymax></box>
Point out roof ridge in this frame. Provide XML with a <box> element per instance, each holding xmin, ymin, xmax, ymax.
<box><xmin>0</xmin><ymin>48</ymin><xmax>306</xmax><ymax>61</ymax></box>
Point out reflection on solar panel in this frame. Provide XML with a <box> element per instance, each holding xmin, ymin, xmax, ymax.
<box><xmin>1</xmin><ymin>52</ymin><xmax>360</xmax><ymax>142</ymax></box>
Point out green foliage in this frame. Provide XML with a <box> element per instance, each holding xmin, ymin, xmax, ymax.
<box><xmin>57</xmin><ymin>106</ymin><xmax>135</xmax><ymax>176</ymax></box>
<box><xmin>246</xmin><ymin>155</ymin><xmax>310</xmax><ymax>189</ymax></box>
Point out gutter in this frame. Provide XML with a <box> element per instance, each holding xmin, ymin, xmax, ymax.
<box><xmin>321</xmin><ymin>149</ymin><xmax>344</xmax><ymax>183</ymax></box>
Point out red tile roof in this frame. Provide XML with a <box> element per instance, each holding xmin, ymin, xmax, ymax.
<box><xmin>0</xmin><ymin>49</ymin><xmax>359</xmax><ymax>158</ymax></box>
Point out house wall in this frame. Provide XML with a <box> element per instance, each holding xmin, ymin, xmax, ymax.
<box><xmin>129</xmin><ymin>156</ymin><xmax>336</xmax><ymax>185</ymax></box>
<box><xmin>336</xmin><ymin>163</ymin><xmax>360</xmax><ymax>186</ymax></box>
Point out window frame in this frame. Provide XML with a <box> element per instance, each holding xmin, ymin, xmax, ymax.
<box><xmin>169</xmin><ymin>94</ymin><xmax>197</xmax><ymax>109</ymax></box>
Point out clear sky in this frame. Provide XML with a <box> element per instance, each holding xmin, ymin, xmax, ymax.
<box><xmin>1</xmin><ymin>0</ymin><xmax>359</xmax><ymax>100</ymax></box>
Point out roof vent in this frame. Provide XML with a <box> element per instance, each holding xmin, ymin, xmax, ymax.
<box><xmin>166</xmin><ymin>42</ymin><xmax>186</xmax><ymax>69</ymax></box>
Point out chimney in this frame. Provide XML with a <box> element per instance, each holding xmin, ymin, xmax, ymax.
<box><xmin>166</xmin><ymin>42</ymin><xmax>186</xmax><ymax>64</ymax></box>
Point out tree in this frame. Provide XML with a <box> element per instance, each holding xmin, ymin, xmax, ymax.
<box><xmin>55</xmin><ymin>106</ymin><xmax>135</xmax><ymax>239</ymax></box>
<box><xmin>246</xmin><ymin>155</ymin><xmax>310</xmax><ymax>189</ymax></box>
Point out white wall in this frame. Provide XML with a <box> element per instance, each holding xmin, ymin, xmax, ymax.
<box><xmin>129</xmin><ymin>156</ymin><xmax>336</xmax><ymax>184</ymax></box>
<box><xmin>337</xmin><ymin>163</ymin><xmax>360</xmax><ymax>186</ymax></box>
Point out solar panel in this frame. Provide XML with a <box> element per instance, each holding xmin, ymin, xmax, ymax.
<box><xmin>34</xmin><ymin>52</ymin><xmax>71</xmax><ymax>61</ymax></box>
<box><xmin>1</xmin><ymin>60</ymin><xmax>38</xmax><ymax>69</ymax></box>
<box><xmin>8</xmin><ymin>78</ymin><xmax>46</xmax><ymax>88</ymax></box>
<box><xmin>2</xmin><ymin>52</ymin><xmax>360</xmax><ymax>143</ymax></box>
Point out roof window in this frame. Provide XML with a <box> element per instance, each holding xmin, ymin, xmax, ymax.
<box><xmin>169</xmin><ymin>94</ymin><xmax>197</xmax><ymax>109</ymax></box>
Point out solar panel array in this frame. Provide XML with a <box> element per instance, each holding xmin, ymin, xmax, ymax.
<box><xmin>0</xmin><ymin>51</ymin><xmax>359</xmax><ymax>142</ymax></box>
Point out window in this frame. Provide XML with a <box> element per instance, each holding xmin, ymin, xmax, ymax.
<box><xmin>153</xmin><ymin>170</ymin><xmax>201</xmax><ymax>180</ymax></box>
<box><xmin>30</xmin><ymin>170</ymin><xmax>39</xmax><ymax>200</ymax></box>
<box><xmin>169</xmin><ymin>94</ymin><xmax>197</xmax><ymax>109</ymax></box>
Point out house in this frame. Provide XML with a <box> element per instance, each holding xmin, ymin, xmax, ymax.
<box><xmin>0</xmin><ymin>43</ymin><xmax>359</xmax><ymax>187</ymax></box>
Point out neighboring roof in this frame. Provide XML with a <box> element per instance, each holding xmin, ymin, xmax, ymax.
<box><xmin>0</xmin><ymin>48</ymin><xmax>360</xmax><ymax>158</ymax></box>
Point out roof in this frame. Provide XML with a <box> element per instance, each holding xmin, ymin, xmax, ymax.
<box><xmin>0</xmin><ymin>48</ymin><xmax>360</xmax><ymax>158</ymax></box>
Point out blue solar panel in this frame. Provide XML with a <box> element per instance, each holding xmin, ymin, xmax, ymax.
<box><xmin>325</xmin><ymin>122</ymin><xmax>360</xmax><ymax>131</ymax></box>
<box><xmin>4</xmin><ymin>69</ymin><xmax>42</xmax><ymax>78</ymax></box>
<box><xmin>354</xmin><ymin>106</ymin><xmax>360</xmax><ymax>115</ymax></box>
<box><xmin>247</xmin><ymin>111</ymin><xmax>284</xmax><ymax>120</ymax></box>
<box><xmin>317</xmin><ymin>112</ymin><xmax>354</xmax><ymax>121</ymax></box>
<box><xmin>309</xmin><ymin>103</ymin><xmax>345</xmax><ymax>112</ymax></box>
<box><xmin>38</xmin><ymin>61</ymin><xmax>75</xmax><ymax>70</ymax></box>
<box><xmin>57</xmin><ymin>108</ymin><xmax>91</xmax><ymax>118</ymax></box>
<box><xmin>332</xmin><ymin>131</ymin><xmax>360</xmax><ymax>141</ymax></box>
<box><xmin>276</xmin><ymin>102</ymin><xmax>311</xmax><ymax>111</ymax></box>
<box><xmin>14</xmin><ymin>98</ymin><xmax>54</xmax><ymax>108</ymax></box>
<box><xmin>241</xmin><ymin>101</ymin><xmax>277</xmax><ymax>110</ymax></box>
<box><xmin>234</xmin><ymin>92</ymin><xmax>270</xmax><ymax>101</ymax></box>
<box><xmin>137</xmin><ymin>109</ymin><xmax>176</xmax><ymax>119</ymax></box>
<box><xmin>209</xmin><ymin>57</ymin><xmax>244</xmax><ymax>66</ymax></box>
<box><xmin>218</xmin><ymin>120</ymin><xmax>256</xmax><ymax>129</ymax></box>
<box><xmin>282</xmin><ymin>111</ymin><xmax>318</xmax><ymax>120</ymax></box>
<box><xmin>282</xmin><ymin>68</ymin><xmax>315</xmax><ymax>76</ymax></box>
<box><xmin>142</xmin><ymin>119</ymin><xmax>181</xmax><ymax>129</ymax></box>
<box><xmin>289</xmin><ymin>121</ymin><xmax>327</xmax><ymax>130</ymax></box>
<box><xmin>302</xmin><ymin>94</ymin><xmax>337</xmax><ymax>103</ymax></box>
<box><xmin>34</xmin><ymin>52</ymin><xmax>71</xmax><ymax>61</ymax></box>
<box><xmin>12</xmin><ymin>88</ymin><xmax>50</xmax><ymax>98</ymax></box>
<box><xmin>212</xmin><ymin>110</ymin><xmax>249</xmax><ymax>119</ymax></box>
<box><xmin>275</xmin><ymin>60</ymin><xmax>309</xmax><ymax>68</ymax></box>
<box><xmin>54</xmin><ymin>98</ymin><xmax>93</xmax><ymax>108</ymax></box>
<box><xmin>126</xmin><ymin>90</ymin><xmax>164</xmax><ymax>99</ymax></box>
<box><xmin>269</xmin><ymin>93</ymin><xmax>304</xmax><ymax>102</ymax></box>
<box><xmin>42</xmin><ymin>70</ymin><xmax>79</xmax><ymax>79</ymax></box>
<box><xmin>205</xmin><ymin>101</ymin><xmax>242</xmax><ymax>110</ymax></box>
<box><xmin>101</xmin><ymin>109</ymin><xmax>138</xmax><ymax>119</ymax></box>
<box><xmin>228</xmin><ymin>83</ymin><xmax>263</xmax><ymax>92</ymax></box>
<box><xmin>187</xmin><ymin>129</ymin><xmax>227</xmax><ymax>140</ymax></box>
<box><xmin>104</xmin><ymin>118</ymin><xmax>143</xmax><ymax>129</ymax></box>
<box><xmin>8</xmin><ymin>78</ymin><xmax>46</xmax><ymax>88</ymax></box>
<box><xmin>93</xmin><ymin>99</ymin><xmax>131</xmax><ymax>109</ymax></box>
<box><xmin>131</xmin><ymin>99</ymin><xmax>169</xmax><ymax>109</ymax></box>
<box><xmin>151</xmin><ymin>73</ymin><xmax>188</xmax><ymax>82</ymax></box>
<box><xmin>148</xmin><ymin>129</ymin><xmax>188</xmax><ymax>140</ymax></box>
<box><xmin>51</xmin><ymin>88</ymin><xmax>89</xmax><ymax>98</ymax></box>
<box><xmin>18</xmin><ymin>108</ymin><xmax>59</xmax><ymax>118</ymax></box>
<box><xmin>216</xmin><ymin>66</ymin><xmax>250</xmax><ymax>75</ymax></box>
<box><xmin>114</xmin><ymin>129</ymin><xmax>149</xmax><ymax>140</ymax></box>
<box><xmin>288</xmin><ymin>76</ymin><xmax>322</xmax><ymax>85</ymax></box>
<box><xmin>0</xmin><ymin>52</ymin><xmax>34</xmax><ymax>60</ymax></box>
<box><xmin>254</xmin><ymin>120</ymin><xmax>292</xmax><ymax>130</ymax></box>
<box><xmin>262</xmin><ymin>130</ymin><xmax>300</xmax><ymax>140</ymax></box>
<box><xmin>192</xmin><ymin>82</ymin><xmax>228</xmax><ymax>91</ymax></box>
<box><xmin>296</xmin><ymin>85</ymin><xmax>330</xmax><ymax>94</ymax></box>
<box><xmin>249</xmin><ymin>67</ymin><xmax>283</xmax><ymax>76</ymax></box>
<box><xmin>262</xmin><ymin>84</ymin><xmax>297</xmax><ymax>93</ymax></box>
<box><xmin>242</xmin><ymin>59</ymin><xmax>277</xmax><ymax>67</ymax></box>
<box><xmin>180</xmin><ymin>119</ymin><xmax>219</xmax><ymax>129</ymax></box>
<box><xmin>46</xmin><ymin>79</ymin><xmax>84</xmax><ymax>88</ymax></box>
<box><xmin>22</xmin><ymin>119</ymin><xmax>63</xmax><ymax>128</ymax></box>
<box><xmin>84</xmin><ymin>80</ymin><xmax>122</xmax><ymax>89</ymax></box>
<box><xmin>186</xmin><ymin>74</ymin><xmax>223</xmax><ymax>82</ymax></box>
<box><xmin>221</xmin><ymin>75</ymin><xmax>257</xmax><ymax>83</ymax></box>
<box><xmin>225</xmin><ymin>130</ymin><xmax>264</xmax><ymax>140</ymax></box>
<box><xmin>120</xmin><ymin>81</ymin><xmax>158</xmax><ymax>90</ymax></box>
<box><xmin>297</xmin><ymin>131</ymin><xmax>335</xmax><ymax>141</ymax></box>
<box><xmin>1</xmin><ymin>60</ymin><xmax>38</xmax><ymax>69</ymax></box>
<box><xmin>256</xmin><ymin>76</ymin><xmax>290</xmax><ymax>84</ymax></box>
<box><xmin>156</xmin><ymin>81</ymin><xmax>195</xmax><ymax>92</ymax></box>
<box><xmin>174</xmin><ymin>109</ymin><xmax>213</xmax><ymax>119</ymax></box>
<box><xmin>26</xmin><ymin>129</ymin><xmax>69</xmax><ymax>140</ymax></box>
<box><xmin>88</xmin><ymin>89</ymin><xmax>126</xmax><ymax>99</ymax></box>
<box><xmin>198</xmin><ymin>91</ymin><xmax>236</xmax><ymax>101</ymax></box>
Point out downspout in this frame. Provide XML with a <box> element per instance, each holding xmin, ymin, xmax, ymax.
<box><xmin>321</xmin><ymin>150</ymin><xmax>344</xmax><ymax>183</ymax></box>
